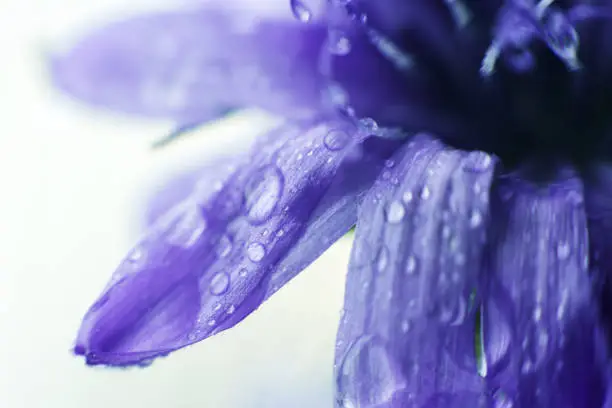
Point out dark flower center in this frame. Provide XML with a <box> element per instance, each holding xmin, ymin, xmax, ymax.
<box><xmin>330</xmin><ymin>0</ymin><xmax>612</xmax><ymax>176</ymax></box>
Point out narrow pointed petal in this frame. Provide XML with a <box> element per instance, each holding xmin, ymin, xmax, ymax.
<box><xmin>484</xmin><ymin>172</ymin><xmax>608</xmax><ymax>407</ymax></box>
<box><xmin>335</xmin><ymin>134</ymin><xmax>497</xmax><ymax>407</ymax></box>
<box><xmin>49</xmin><ymin>6</ymin><xmax>409</xmax><ymax>125</ymax></box>
<box><xmin>75</xmin><ymin>117</ymin><xmax>402</xmax><ymax>366</ymax></box>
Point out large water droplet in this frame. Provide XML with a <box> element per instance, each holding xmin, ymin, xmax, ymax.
<box><xmin>336</xmin><ymin>335</ymin><xmax>405</xmax><ymax>407</ymax></box>
<box><xmin>244</xmin><ymin>165</ymin><xmax>284</xmax><ymax>224</ymax></box>
<box><xmin>210</xmin><ymin>272</ymin><xmax>230</xmax><ymax>295</ymax></box>
<box><xmin>290</xmin><ymin>0</ymin><xmax>312</xmax><ymax>22</ymax></box>
<box><xmin>247</xmin><ymin>242</ymin><xmax>266</xmax><ymax>262</ymax></box>
<box><xmin>324</xmin><ymin>129</ymin><xmax>351</xmax><ymax>151</ymax></box>
<box><xmin>385</xmin><ymin>200</ymin><xmax>405</xmax><ymax>224</ymax></box>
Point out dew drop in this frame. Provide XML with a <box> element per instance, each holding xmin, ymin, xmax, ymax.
<box><xmin>359</xmin><ymin>117</ymin><xmax>379</xmax><ymax>133</ymax></box>
<box><xmin>227</xmin><ymin>304</ymin><xmax>236</xmax><ymax>314</ymax></box>
<box><xmin>556</xmin><ymin>241</ymin><xmax>570</xmax><ymax>260</ymax></box>
<box><xmin>402</xmin><ymin>191</ymin><xmax>413</xmax><ymax>203</ymax></box>
<box><xmin>420</xmin><ymin>186</ymin><xmax>431</xmax><ymax>200</ymax></box>
<box><xmin>405</xmin><ymin>255</ymin><xmax>418</xmax><ymax>275</ymax></box>
<box><xmin>290</xmin><ymin>0</ymin><xmax>312</xmax><ymax>22</ymax></box>
<box><xmin>244</xmin><ymin>165</ymin><xmax>284</xmax><ymax>224</ymax></box>
<box><xmin>247</xmin><ymin>242</ymin><xmax>266</xmax><ymax>262</ymax></box>
<box><xmin>375</xmin><ymin>246</ymin><xmax>390</xmax><ymax>272</ymax></box>
<box><xmin>238</xmin><ymin>268</ymin><xmax>248</xmax><ymax>278</ymax></box>
<box><xmin>209</xmin><ymin>272</ymin><xmax>230</xmax><ymax>295</ymax></box>
<box><xmin>336</xmin><ymin>335</ymin><xmax>405</xmax><ymax>406</ymax></box>
<box><xmin>329</xmin><ymin>30</ymin><xmax>352</xmax><ymax>55</ymax></box>
<box><xmin>469</xmin><ymin>210</ymin><xmax>483</xmax><ymax>228</ymax></box>
<box><xmin>400</xmin><ymin>320</ymin><xmax>411</xmax><ymax>333</ymax></box>
<box><xmin>324</xmin><ymin>129</ymin><xmax>351</xmax><ymax>151</ymax></box>
<box><xmin>385</xmin><ymin>200</ymin><xmax>405</xmax><ymax>224</ymax></box>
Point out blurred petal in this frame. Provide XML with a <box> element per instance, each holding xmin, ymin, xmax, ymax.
<box><xmin>335</xmin><ymin>134</ymin><xmax>497</xmax><ymax>407</ymax></box>
<box><xmin>50</xmin><ymin>5</ymin><xmax>410</xmax><ymax>125</ymax></box>
<box><xmin>75</xmin><ymin>117</ymin><xmax>402</xmax><ymax>366</ymax></box>
<box><xmin>484</xmin><ymin>172</ymin><xmax>608</xmax><ymax>407</ymax></box>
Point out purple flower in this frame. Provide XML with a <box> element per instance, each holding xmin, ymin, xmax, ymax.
<box><xmin>59</xmin><ymin>0</ymin><xmax>612</xmax><ymax>406</ymax></box>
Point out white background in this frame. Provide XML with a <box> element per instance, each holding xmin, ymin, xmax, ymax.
<box><xmin>0</xmin><ymin>0</ymin><xmax>350</xmax><ymax>407</ymax></box>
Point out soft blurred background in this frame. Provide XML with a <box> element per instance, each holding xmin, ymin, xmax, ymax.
<box><xmin>1</xmin><ymin>0</ymin><xmax>349</xmax><ymax>406</ymax></box>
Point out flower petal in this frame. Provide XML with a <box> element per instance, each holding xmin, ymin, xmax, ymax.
<box><xmin>50</xmin><ymin>5</ymin><xmax>410</xmax><ymax>125</ymax></box>
<box><xmin>483</xmin><ymin>172</ymin><xmax>608</xmax><ymax>407</ymax></box>
<box><xmin>335</xmin><ymin>134</ymin><xmax>497</xmax><ymax>407</ymax></box>
<box><xmin>75</xmin><ymin>117</ymin><xmax>402</xmax><ymax>366</ymax></box>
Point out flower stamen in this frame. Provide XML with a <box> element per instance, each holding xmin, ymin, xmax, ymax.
<box><xmin>481</xmin><ymin>0</ymin><xmax>582</xmax><ymax>76</ymax></box>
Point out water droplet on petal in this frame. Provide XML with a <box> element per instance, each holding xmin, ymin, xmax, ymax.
<box><xmin>210</xmin><ymin>272</ymin><xmax>230</xmax><ymax>295</ymax></box>
<box><xmin>247</xmin><ymin>242</ymin><xmax>266</xmax><ymax>262</ymax></box>
<box><xmin>420</xmin><ymin>186</ymin><xmax>431</xmax><ymax>200</ymax></box>
<box><xmin>336</xmin><ymin>336</ymin><xmax>405</xmax><ymax>406</ymax></box>
<box><xmin>402</xmin><ymin>191</ymin><xmax>413</xmax><ymax>203</ymax></box>
<box><xmin>385</xmin><ymin>200</ymin><xmax>405</xmax><ymax>224</ymax></box>
<box><xmin>328</xmin><ymin>30</ymin><xmax>352</xmax><ymax>55</ymax></box>
<box><xmin>324</xmin><ymin>129</ymin><xmax>351</xmax><ymax>151</ymax></box>
<box><xmin>400</xmin><ymin>320</ymin><xmax>411</xmax><ymax>333</ymax></box>
<box><xmin>227</xmin><ymin>304</ymin><xmax>236</xmax><ymax>314</ymax></box>
<box><xmin>469</xmin><ymin>210</ymin><xmax>483</xmax><ymax>228</ymax></box>
<box><xmin>375</xmin><ymin>246</ymin><xmax>390</xmax><ymax>272</ymax></box>
<box><xmin>290</xmin><ymin>0</ymin><xmax>312</xmax><ymax>22</ymax></box>
<box><xmin>405</xmin><ymin>255</ymin><xmax>418</xmax><ymax>275</ymax></box>
<box><xmin>359</xmin><ymin>117</ymin><xmax>379</xmax><ymax>133</ymax></box>
<box><xmin>556</xmin><ymin>241</ymin><xmax>570</xmax><ymax>260</ymax></box>
<box><xmin>244</xmin><ymin>165</ymin><xmax>284</xmax><ymax>224</ymax></box>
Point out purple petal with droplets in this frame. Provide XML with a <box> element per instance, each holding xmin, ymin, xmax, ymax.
<box><xmin>335</xmin><ymin>134</ymin><xmax>497</xmax><ymax>407</ymax></box>
<box><xmin>49</xmin><ymin>6</ymin><xmax>412</xmax><ymax>126</ymax></box>
<box><xmin>75</xmin><ymin>117</ymin><xmax>402</xmax><ymax>366</ymax></box>
<box><xmin>484</xmin><ymin>172</ymin><xmax>608</xmax><ymax>407</ymax></box>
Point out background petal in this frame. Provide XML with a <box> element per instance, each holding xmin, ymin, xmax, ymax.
<box><xmin>49</xmin><ymin>4</ymin><xmax>411</xmax><ymax>126</ymax></box>
<box><xmin>484</xmin><ymin>171</ymin><xmax>608</xmax><ymax>407</ymax></box>
<box><xmin>75</xmin><ymin>117</ymin><xmax>402</xmax><ymax>366</ymax></box>
<box><xmin>335</xmin><ymin>134</ymin><xmax>497</xmax><ymax>407</ymax></box>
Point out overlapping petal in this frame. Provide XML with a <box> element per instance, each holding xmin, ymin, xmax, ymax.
<box><xmin>49</xmin><ymin>4</ymin><xmax>412</xmax><ymax>126</ymax></box>
<box><xmin>75</xmin><ymin>116</ymin><xmax>402</xmax><ymax>366</ymax></box>
<box><xmin>334</xmin><ymin>134</ymin><xmax>497</xmax><ymax>407</ymax></box>
<box><xmin>483</xmin><ymin>171</ymin><xmax>608</xmax><ymax>407</ymax></box>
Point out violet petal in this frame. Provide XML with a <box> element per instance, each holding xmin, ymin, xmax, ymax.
<box><xmin>484</xmin><ymin>172</ymin><xmax>608</xmax><ymax>407</ymax></box>
<box><xmin>335</xmin><ymin>134</ymin><xmax>497</xmax><ymax>407</ymax></box>
<box><xmin>75</xmin><ymin>117</ymin><xmax>401</xmax><ymax>366</ymax></box>
<box><xmin>49</xmin><ymin>6</ymin><xmax>411</xmax><ymax>126</ymax></box>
